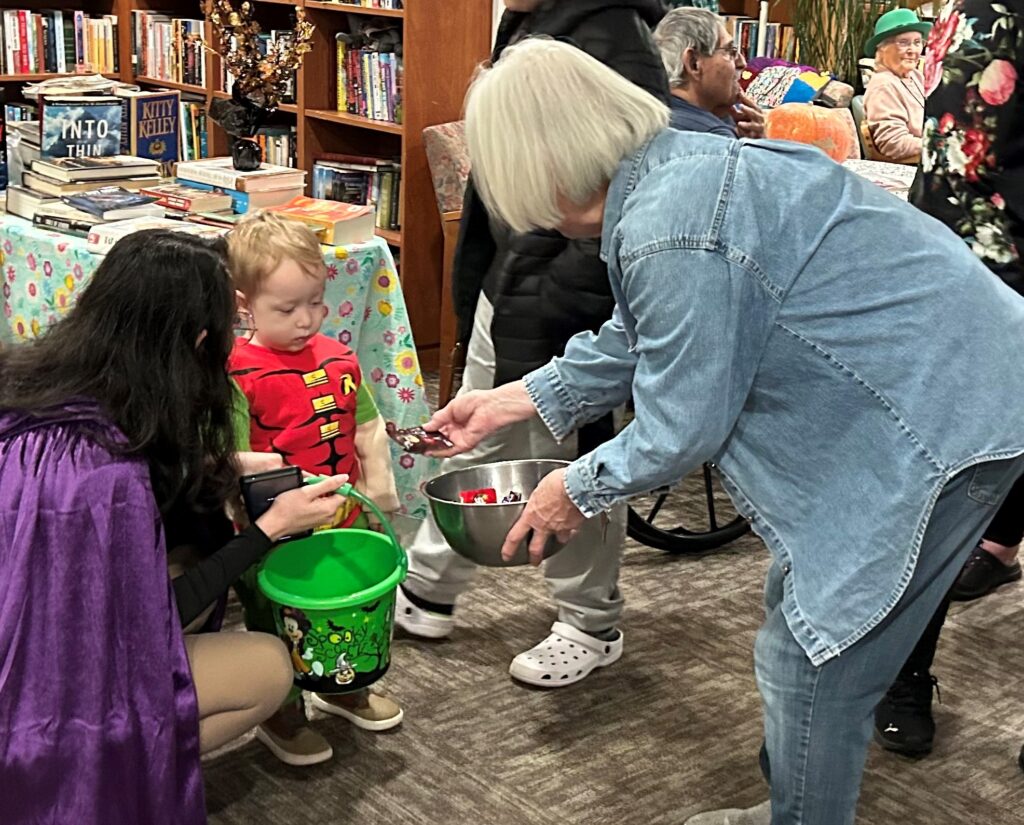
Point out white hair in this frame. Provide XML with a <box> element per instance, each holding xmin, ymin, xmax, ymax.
<box><xmin>653</xmin><ymin>7</ymin><xmax>724</xmax><ymax>89</ymax></box>
<box><xmin>463</xmin><ymin>37</ymin><xmax>669</xmax><ymax>233</ymax></box>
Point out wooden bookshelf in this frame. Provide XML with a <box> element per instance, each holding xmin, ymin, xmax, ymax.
<box><xmin>0</xmin><ymin>0</ymin><xmax>491</xmax><ymax>366</ymax></box>
<box><xmin>720</xmin><ymin>0</ymin><xmax>795</xmax><ymax>25</ymax></box>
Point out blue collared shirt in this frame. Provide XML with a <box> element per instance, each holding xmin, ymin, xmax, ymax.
<box><xmin>668</xmin><ymin>94</ymin><xmax>737</xmax><ymax>138</ymax></box>
<box><xmin>525</xmin><ymin>129</ymin><xmax>1024</xmax><ymax>665</ymax></box>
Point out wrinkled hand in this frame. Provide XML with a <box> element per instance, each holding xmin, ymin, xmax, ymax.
<box><xmin>425</xmin><ymin>380</ymin><xmax>538</xmax><ymax>457</ymax></box>
<box><xmin>235</xmin><ymin>451</ymin><xmax>287</xmax><ymax>476</ymax></box>
<box><xmin>256</xmin><ymin>474</ymin><xmax>349</xmax><ymax>541</ymax></box>
<box><xmin>501</xmin><ymin>469</ymin><xmax>585</xmax><ymax>566</ymax></box>
<box><xmin>734</xmin><ymin>92</ymin><xmax>766</xmax><ymax>139</ymax></box>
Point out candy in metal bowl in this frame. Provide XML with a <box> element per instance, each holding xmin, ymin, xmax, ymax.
<box><xmin>423</xmin><ymin>459</ymin><xmax>570</xmax><ymax>567</ymax></box>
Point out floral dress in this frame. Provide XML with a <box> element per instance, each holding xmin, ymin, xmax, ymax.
<box><xmin>914</xmin><ymin>0</ymin><xmax>1023</xmax><ymax>291</ymax></box>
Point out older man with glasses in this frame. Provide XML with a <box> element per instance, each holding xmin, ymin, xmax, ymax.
<box><xmin>653</xmin><ymin>6</ymin><xmax>765</xmax><ymax>139</ymax></box>
<box><xmin>863</xmin><ymin>7</ymin><xmax>932</xmax><ymax>164</ymax></box>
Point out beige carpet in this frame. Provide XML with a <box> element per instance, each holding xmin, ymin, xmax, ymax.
<box><xmin>204</xmin><ymin>384</ymin><xmax>1024</xmax><ymax>824</ymax></box>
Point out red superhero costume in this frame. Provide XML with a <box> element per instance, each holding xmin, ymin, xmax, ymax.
<box><xmin>229</xmin><ymin>334</ymin><xmax>374</xmax><ymax>527</ymax></box>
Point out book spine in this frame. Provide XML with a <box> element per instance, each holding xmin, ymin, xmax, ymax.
<box><xmin>177</xmin><ymin>178</ymin><xmax>248</xmax><ymax>213</ymax></box>
<box><xmin>74</xmin><ymin>11</ymin><xmax>85</xmax><ymax>73</ymax></box>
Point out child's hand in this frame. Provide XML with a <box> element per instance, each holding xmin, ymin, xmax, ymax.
<box><xmin>236</xmin><ymin>451</ymin><xmax>288</xmax><ymax>476</ymax></box>
<box><xmin>256</xmin><ymin>474</ymin><xmax>350</xmax><ymax>541</ymax></box>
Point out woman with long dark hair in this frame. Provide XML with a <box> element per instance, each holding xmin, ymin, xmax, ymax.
<box><xmin>0</xmin><ymin>231</ymin><xmax>346</xmax><ymax>823</ymax></box>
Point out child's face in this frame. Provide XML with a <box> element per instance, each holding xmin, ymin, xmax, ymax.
<box><xmin>241</xmin><ymin>258</ymin><xmax>328</xmax><ymax>352</ymax></box>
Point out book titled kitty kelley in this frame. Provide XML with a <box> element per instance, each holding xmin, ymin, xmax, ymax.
<box><xmin>40</xmin><ymin>96</ymin><xmax>123</xmax><ymax>160</ymax></box>
<box><xmin>116</xmin><ymin>89</ymin><xmax>180</xmax><ymax>171</ymax></box>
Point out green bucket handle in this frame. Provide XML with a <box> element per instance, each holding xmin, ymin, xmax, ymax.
<box><xmin>307</xmin><ymin>477</ymin><xmax>407</xmax><ymax>579</ymax></box>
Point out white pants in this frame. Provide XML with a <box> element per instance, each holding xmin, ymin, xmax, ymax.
<box><xmin>405</xmin><ymin>294</ymin><xmax>626</xmax><ymax>632</ymax></box>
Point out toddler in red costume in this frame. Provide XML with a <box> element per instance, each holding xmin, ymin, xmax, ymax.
<box><xmin>227</xmin><ymin>211</ymin><xmax>402</xmax><ymax>766</ymax></box>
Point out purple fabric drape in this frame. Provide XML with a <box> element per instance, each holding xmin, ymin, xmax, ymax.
<box><xmin>0</xmin><ymin>406</ymin><xmax>206</xmax><ymax>824</ymax></box>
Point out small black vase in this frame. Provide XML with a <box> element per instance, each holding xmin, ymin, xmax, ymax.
<box><xmin>209</xmin><ymin>90</ymin><xmax>271</xmax><ymax>170</ymax></box>
<box><xmin>231</xmin><ymin>138</ymin><xmax>263</xmax><ymax>171</ymax></box>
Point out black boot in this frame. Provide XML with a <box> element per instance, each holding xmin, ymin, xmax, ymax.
<box><xmin>1019</xmin><ymin>743</ymin><xmax>1024</xmax><ymax>774</ymax></box>
<box><xmin>874</xmin><ymin>671</ymin><xmax>940</xmax><ymax>756</ymax></box>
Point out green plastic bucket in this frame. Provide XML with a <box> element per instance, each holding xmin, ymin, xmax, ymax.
<box><xmin>257</xmin><ymin>483</ymin><xmax>407</xmax><ymax>694</ymax></box>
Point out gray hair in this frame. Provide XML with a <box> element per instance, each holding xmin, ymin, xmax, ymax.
<box><xmin>653</xmin><ymin>7</ymin><xmax>724</xmax><ymax>89</ymax></box>
<box><xmin>464</xmin><ymin>38</ymin><xmax>668</xmax><ymax>234</ymax></box>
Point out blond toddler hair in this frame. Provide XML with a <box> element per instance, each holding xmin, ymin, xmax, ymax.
<box><xmin>227</xmin><ymin>211</ymin><xmax>326</xmax><ymax>296</ymax></box>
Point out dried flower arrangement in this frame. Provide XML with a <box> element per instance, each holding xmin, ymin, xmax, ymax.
<box><xmin>203</xmin><ymin>0</ymin><xmax>314</xmax><ymax>111</ymax></box>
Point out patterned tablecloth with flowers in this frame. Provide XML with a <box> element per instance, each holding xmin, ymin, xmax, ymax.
<box><xmin>0</xmin><ymin>213</ymin><xmax>437</xmax><ymax>518</ymax></box>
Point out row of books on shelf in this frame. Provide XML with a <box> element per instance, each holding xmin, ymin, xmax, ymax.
<box><xmin>312</xmin><ymin>156</ymin><xmax>399</xmax><ymax>231</ymax></box>
<box><xmin>224</xmin><ymin>31</ymin><xmax>297</xmax><ymax>104</ymax></box>
<box><xmin>131</xmin><ymin>12</ymin><xmax>206</xmax><ymax>88</ymax></box>
<box><xmin>336</xmin><ymin>31</ymin><xmax>403</xmax><ymax>123</ymax></box>
<box><xmin>329</xmin><ymin>1</ymin><xmax>403</xmax><ymax>8</ymax></box>
<box><xmin>722</xmin><ymin>15</ymin><xmax>799</xmax><ymax>63</ymax></box>
<box><xmin>0</xmin><ymin>10</ymin><xmax>118</xmax><ymax>75</ymax></box>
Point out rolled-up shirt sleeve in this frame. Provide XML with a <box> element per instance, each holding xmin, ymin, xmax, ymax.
<box><xmin>554</xmin><ymin>249</ymin><xmax>772</xmax><ymax>517</ymax></box>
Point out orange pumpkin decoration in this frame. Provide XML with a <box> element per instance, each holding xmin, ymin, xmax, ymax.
<box><xmin>764</xmin><ymin>103</ymin><xmax>856</xmax><ymax>163</ymax></box>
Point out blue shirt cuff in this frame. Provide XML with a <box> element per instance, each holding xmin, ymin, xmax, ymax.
<box><xmin>524</xmin><ymin>363</ymin><xmax>584</xmax><ymax>443</ymax></box>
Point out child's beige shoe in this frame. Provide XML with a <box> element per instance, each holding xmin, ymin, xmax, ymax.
<box><xmin>311</xmin><ymin>688</ymin><xmax>404</xmax><ymax>731</ymax></box>
<box><xmin>254</xmin><ymin>702</ymin><xmax>333</xmax><ymax>766</ymax></box>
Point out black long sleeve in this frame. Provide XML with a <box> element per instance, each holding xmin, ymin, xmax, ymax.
<box><xmin>172</xmin><ymin>525</ymin><xmax>274</xmax><ymax>628</ymax></box>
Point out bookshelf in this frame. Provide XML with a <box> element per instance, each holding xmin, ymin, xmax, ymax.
<box><xmin>720</xmin><ymin>0</ymin><xmax>795</xmax><ymax>24</ymax></box>
<box><xmin>1</xmin><ymin>0</ymin><xmax>493</xmax><ymax>368</ymax></box>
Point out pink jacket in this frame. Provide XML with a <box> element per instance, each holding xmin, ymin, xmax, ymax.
<box><xmin>864</xmin><ymin>67</ymin><xmax>925</xmax><ymax>163</ymax></box>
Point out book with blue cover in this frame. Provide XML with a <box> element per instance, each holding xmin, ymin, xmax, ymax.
<box><xmin>115</xmin><ymin>89</ymin><xmax>180</xmax><ymax>169</ymax></box>
<box><xmin>61</xmin><ymin>186</ymin><xmax>162</xmax><ymax>220</ymax></box>
<box><xmin>41</xmin><ymin>96</ymin><xmax>123</xmax><ymax>160</ymax></box>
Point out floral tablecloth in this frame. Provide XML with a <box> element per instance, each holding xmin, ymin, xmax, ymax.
<box><xmin>0</xmin><ymin>213</ymin><xmax>436</xmax><ymax>518</ymax></box>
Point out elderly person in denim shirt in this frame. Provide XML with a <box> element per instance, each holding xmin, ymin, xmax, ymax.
<box><xmin>426</xmin><ymin>39</ymin><xmax>1024</xmax><ymax>825</ymax></box>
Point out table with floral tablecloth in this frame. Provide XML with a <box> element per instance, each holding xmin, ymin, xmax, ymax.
<box><xmin>0</xmin><ymin>213</ymin><xmax>436</xmax><ymax>518</ymax></box>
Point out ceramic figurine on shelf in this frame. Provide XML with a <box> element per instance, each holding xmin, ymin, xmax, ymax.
<box><xmin>202</xmin><ymin>0</ymin><xmax>314</xmax><ymax>170</ymax></box>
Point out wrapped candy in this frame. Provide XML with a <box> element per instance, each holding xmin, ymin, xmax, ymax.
<box><xmin>459</xmin><ymin>488</ymin><xmax>498</xmax><ymax>504</ymax></box>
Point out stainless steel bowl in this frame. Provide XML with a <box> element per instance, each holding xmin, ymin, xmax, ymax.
<box><xmin>423</xmin><ymin>459</ymin><xmax>570</xmax><ymax>567</ymax></box>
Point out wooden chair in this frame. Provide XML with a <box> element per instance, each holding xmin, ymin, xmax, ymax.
<box><xmin>423</xmin><ymin>121</ymin><xmax>471</xmax><ymax>406</ymax></box>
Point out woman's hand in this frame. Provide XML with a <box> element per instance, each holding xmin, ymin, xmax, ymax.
<box><xmin>501</xmin><ymin>469</ymin><xmax>585</xmax><ymax>566</ymax></box>
<box><xmin>255</xmin><ymin>474</ymin><xmax>349</xmax><ymax>542</ymax></box>
<box><xmin>426</xmin><ymin>380</ymin><xmax>538</xmax><ymax>457</ymax></box>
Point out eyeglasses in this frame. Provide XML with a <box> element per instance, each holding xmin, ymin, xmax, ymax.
<box><xmin>893</xmin><ymin>37</ymin><xmax>924</xmax><ymax>51</ymax></box>
<box><xmin>233</xmin><ymin>309</ymin><xmax>256</xmax><ymax>343</ymax></box>
<box><xmin>713</xmin><ymin>43</ymin><xmax>742</xmax><ymax>60</ymax></box>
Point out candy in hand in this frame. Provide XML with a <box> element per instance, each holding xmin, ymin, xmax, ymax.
<box><xmin>386</xmin><ymin>422</ymin><xmax>455</xmax><ymax>453</ymax></box>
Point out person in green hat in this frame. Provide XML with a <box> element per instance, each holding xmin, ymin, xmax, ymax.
<box><xmin>863</xmin><ymin>7</ymin><xmax>933</xmax><ymax>164</ymax></box>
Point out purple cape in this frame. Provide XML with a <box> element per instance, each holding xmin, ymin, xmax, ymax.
<box><xmin>0</xmin><ymin>405</ymin><xmax>206</xmax><ymax>823</ymax></box>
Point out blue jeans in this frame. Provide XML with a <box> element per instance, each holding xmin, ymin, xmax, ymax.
<box><xmin>754</xmin><ymin>456</ymin><xmax>1024</xmax><ymax>825</ymax></box>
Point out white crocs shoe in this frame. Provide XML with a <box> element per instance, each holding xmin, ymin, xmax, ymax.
<box><xmin>509</xmin><ymin>621</ymin><xmax>623</xmax><ymax>687</ymax></box>
<box><xmin>394</xmin><ymin>585</ymin><xmax>454</xmax><ymax>639</ymax></box>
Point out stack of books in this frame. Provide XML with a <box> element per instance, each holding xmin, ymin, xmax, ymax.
<box><xmin>174</xmin><ymin>157</ymin><xmax>305</xmax><ymax>214</ymax></box>
<box><xmin>6</xmin><ymin>155</ymin><xmax>162</xmax><ymax>236</ymax></box>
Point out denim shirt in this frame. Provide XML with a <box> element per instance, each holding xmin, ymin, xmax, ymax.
<box><xmin>525</xmin><ymin>130</ymin><xmax>1024</xmax><ymax>665</ymax></box>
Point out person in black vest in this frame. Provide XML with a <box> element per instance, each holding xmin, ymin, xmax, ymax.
<box><xmin>395</xmin><ymin>0</ymin><xmax>670</xmax><ymax>688</ymax></box>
